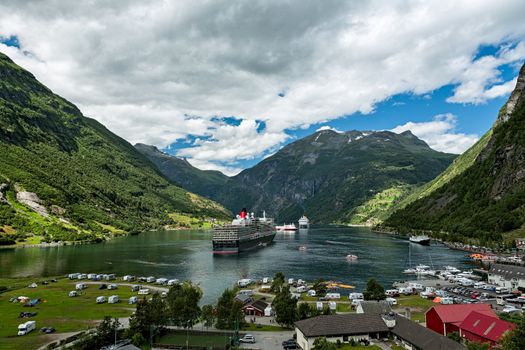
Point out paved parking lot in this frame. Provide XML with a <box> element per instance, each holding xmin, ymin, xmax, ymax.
<box><xmin>239</xmin><ymin>331</ymin><xmax>295</xmax><ymax>350</ymax></box>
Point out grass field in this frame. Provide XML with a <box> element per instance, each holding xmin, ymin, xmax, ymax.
<box><xmin>0</xmin><ymin>276</ymin><xmax>141</xmax><ymax>350</ymax></box>
<box><xmin>394</xmin><ymin>294</ymin><xmax>434</xmax><ymax>323</ymax></box>
<box><xmin>157</xmin><ymin>332</ymin><xmax>230</xmax><ymax>347</ymax></box>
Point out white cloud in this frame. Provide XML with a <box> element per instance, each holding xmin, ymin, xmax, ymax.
<box><xmin>0</xmin><ymin>0</ymin><xmax>524</xmax><ymax>170</ymax></box>
<box><xmin>391</xmin><ymin>114</ymin><xmax>479</xmax><ymax>154</ymax></box>
<box><xmin>447</xmin><ymin>43</ymin><xmax>525</xmax><ymax>104</ymax></box>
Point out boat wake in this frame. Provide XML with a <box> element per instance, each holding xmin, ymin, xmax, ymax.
<box><xmin>127</xmin><ymin>259</ymin><xmax>185</xmax><ymax>267</ymax></box>
<box><xmin>325</xmin><ymin>240</ymin><xmax>350</xmax><ymax>246</ymax></box>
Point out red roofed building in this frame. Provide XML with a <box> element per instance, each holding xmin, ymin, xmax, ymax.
<box><xmin>425</xmin><ymin>304</ymin><xmax>496</xmax><ymax>336</ymax></box>
<box><xmin>459</xmin><ymin>311</ymin><xmax>516</xmax><ymax>348</ymax></box>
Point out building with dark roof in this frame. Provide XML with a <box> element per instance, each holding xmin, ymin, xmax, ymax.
<box><xmin>242</xmin><ymin>300</ymin><xmax>268</xmax><ymax>316</ymax></box>
<box><xmin>295</xmin><ymin>314</ymin><xmax>389</xmax><ymax>350</ymax></box>
<box><xmin>488</xmin><ymin>263</ymin><xmax>525</xmax><ymax>290</ymax></box>
<box><xmin>356</xmin><ymin>300</ymin><xmax>392</xmax><ymax>315</ymax></box>
<box><xmin>459</xmin><ymin>311</ymin><xmax>516</xmax><ymax>348</ymax></box>
<box><xmin>234</xmin><ymin>293</ymin><xmax>253</xmax><ymax>305</ymax></box>
<box><xmin>392</xmin><ymin>315</ymin><xmax>465</xmax><ymax>350</ymax></box>
<box><xmin>294</xmin><ymin>313</ymin><xmax>465</xmax><ymax>350</ymax></box>
<box><xmin>425</xmin><ymin>304</ymin><xmax>496</xmax><ymax>336</ymax></box>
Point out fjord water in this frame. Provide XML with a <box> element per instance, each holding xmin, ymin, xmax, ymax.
<box><xmin>0</xmin><ymin>227</ymin><xmax>470</xmax><ymax>303</ymax></box>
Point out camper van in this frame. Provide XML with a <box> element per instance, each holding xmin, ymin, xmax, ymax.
<box><xmin>75</xmin><ymin>283</ymin><xmax>87</xmax><ymax>290</ymax></box>
<box><xmin>156</xmin><ymin>278</ymin><xmax>168</xmax><ymax>285</ymax></box>
<box><xmin>17</xmin><ymin>321</ymin><xmax>36</xmax><ymax>336</ymax></box>
<box><xmin>316</xmin><ymin>302</ymin><xmax>323</xmax><ymax>310</ymax></box>
<box><xmin>138</xmin><ymin>289</ymin><xmax>150</xmax><ymax>295</ymax></box>
<box><xmin>146</xmin><ymin>276</ymin><xmax>156</xmax><ymax>283</ymax></box>
<box><xmin>167</xmin><ymin>279</ymin><xmax>179</xmax><ymax>286</ymax></box>
<box><xmin>329</xmin><ymin>301</ymin><xmax>337</xmax><ymax>310</ymax></box>
<box><xmin>129</xmin><ymin>296</ymin><xmax>138</xmax><ymax>304</ymax></box>
<box><xmin>326</xmin><ymin>293</ymin><xmax>341</xmax><ymax>300</ymax></box>
<box><xmin>349</xmin><ymin>293</ymin><xmax>364</xmax><ymax>300</ymax></box>
<box><xmin>68</xmin><ymin>291</ymin><xmax>78</xmax><ymax>297</ymax></box>
<box><xmin>296</xmin><ymin>286</ymin><xmax>307</xmax><ymax>293</ymax></box>
<box><xmin>108</xmin><ymin>295</ymin><xmax>120</xmax><ymax>304</ymax></box>
<box><xmin>96</xmin><ymin>296</ymin><xmax>107</xmax><ymax>304</ymax></box>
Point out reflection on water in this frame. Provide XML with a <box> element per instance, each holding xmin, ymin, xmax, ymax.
<box><xmin>0</xmin><ymin>226</ymin><xmax>469</xmax><ymax>303</ymax></box>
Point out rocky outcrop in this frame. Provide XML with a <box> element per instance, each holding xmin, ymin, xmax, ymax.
<box><xmin>16</xmin><ymin>191</ymin><xmax>48</xmax><ymax>217</ymax></box>
<box><xmin>497</xmin><ymin>63</ymin><xmax>525</xmax><ymax>124</ymax></box>
<box><xmin>0</xmin><ymin>183</ymin><xmax>7</xmax><ymax>204</ymax></box>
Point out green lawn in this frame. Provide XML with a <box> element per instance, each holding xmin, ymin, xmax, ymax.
<box><xmin>157</xmin><ymin>333</ymin><xmax>230</xmax><ymax>347</ymax></box>
<box><xmin>0</xmin><ymin>277</ymin><xmax>139</xmax><ymax>350</ymax></box>
<box><xmin>394</xmin><ymin>294</ymin><xmax>434</xmax><ymax>323</ymax></box>
<box><xmin>338</xmin><ymin>345</ymin><xmax>382</xmax><ymax>350</ymax></box>
<box><xmin>241</xmin><ymin>323</ymin><xmax>289</xmax><ymax>332</ymax></box>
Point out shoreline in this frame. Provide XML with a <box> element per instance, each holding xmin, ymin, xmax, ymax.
<box><xmin>0</xmin><ymin>226</ymin><xmax>214</xmax><ymax>250</ymax></box>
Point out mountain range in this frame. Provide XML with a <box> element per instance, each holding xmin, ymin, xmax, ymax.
<box><xmin>137</xmin><ymin>130</ymin><xmax>456</xmax><ymax>224</ymax></box>
<box><xmin>0</xmin><ymin>52</ymin><xmax>230</xmax><ymax>245</ymax></box>
<box><xmin>383</xmin><ymin>62</ymin><xmax>525</xmax><ymax>245</ymax></box>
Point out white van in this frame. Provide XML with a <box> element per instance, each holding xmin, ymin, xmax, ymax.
<box><xmin>18</xmin><ymin>321</ymin><xmax>36</xmax><ymax>336</ymax></box>
<box><xmin>69</xmin><ymin>291</ymin><xmax>78</xmax><ymax>297</ymax></box>
<box><xmin>96</xmin><ymin>296</ymin><xmax>107</xmax><ymax>304</ymax></box>
<box><xmin>129</xmin><ymin>296</ymin><xmax>138</xmax><ymax>304</ymax></box>
<box><xmin>496</xmin><ymin>287</ymin><xmax>510</xmax><ymax>294</ymax></box>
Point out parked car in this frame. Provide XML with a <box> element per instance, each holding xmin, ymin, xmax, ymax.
<box><xmin>283</xmin><ymin>339</ymin><xmax>299</xmax><ymax>349</ymax></box>
<box><xmin>239</xmin><ymin>334</ymin><xmax>256</xmax><ymax>343</ymax></box>
<box><xmin>99</xmin><ymin>284</ymin><xmax>108</xmax><ymax>290</ymax></box>
<box><xmin>40</xmin><ymin>327</ymin><xmax>55</xmax><ymax>334</ymax></box>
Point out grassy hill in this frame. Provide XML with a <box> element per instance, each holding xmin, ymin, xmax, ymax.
<box><xmin>384</xmin><ymin>62</ymin><xmax>525</xmax><ymax>246</ymax></box>
<box><xmin>0</xmin><ymin>52</ymin><xmax>230</xmax><ymax>245</ymax></box>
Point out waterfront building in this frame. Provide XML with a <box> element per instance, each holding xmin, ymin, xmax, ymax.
<box><xmin>488</xmin><ymin>263</ymin><xmax>525</xmax><ymax>289</ymax></box>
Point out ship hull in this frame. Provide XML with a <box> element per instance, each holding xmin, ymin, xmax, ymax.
<box><xmin>409</xmin><ymin>238</ymin><xmax>430</xmax><ymax>246</ymax></box>
<box><xmin>213</xmin><ymin>232</ymin><xmax>276</xmax><ymax>255</ymax></box>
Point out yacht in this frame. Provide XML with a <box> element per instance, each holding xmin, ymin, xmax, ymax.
<box><xmin>275</xmin><ymin>223</ymin><xmax>298</xmax><ymax>231</ymax></box>
<box><xmin>409</xmin><ymin>235</ymin><xmax>431</xmax><ymax>245</ymax></box>
<box><xmin>298</xmin><ymin>215</ymin><xmax>310</xmax><ymax>229</ymax></box>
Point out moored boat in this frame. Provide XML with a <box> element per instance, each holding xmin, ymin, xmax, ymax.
<box><xmin>298</xmin><ymin>215</ymin><xmax>310</xmax><ymax>229</ymax></box>
<box><xmin>275</xmin><ymin>223</ymin><xmax>298</xmax><ymax>231</ymax></box>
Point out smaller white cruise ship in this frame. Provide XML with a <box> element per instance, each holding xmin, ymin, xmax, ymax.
<box><xmin>298</xmin><ymin>215</ymin><xmax>310</xmax><ymax>229</ymax></box>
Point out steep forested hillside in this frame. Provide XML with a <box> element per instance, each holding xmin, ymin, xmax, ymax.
<box><xmin>0</xmin><ymin>53</ymin><xmax>229</xmax><ymax>245</ymax></box>
<box><xmin>384</xmin><ymin>62</ymin><xmax>525</xmax><ymax>245</ymax></box>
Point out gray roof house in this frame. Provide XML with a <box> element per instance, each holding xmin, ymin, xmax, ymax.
<box><xmin>294</xmin><ymin>313</ymin><xmax>465</xmax><ymax>350</ymax></box>
<box><xmin>356</xmin><ymin>300</ymin><xmax>392</xmax><ymax>315</ymax></box>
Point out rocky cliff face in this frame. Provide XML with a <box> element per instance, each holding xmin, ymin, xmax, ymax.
<box><xmin>385</xmin><ymin>61</ymin><xmax>525</xmax><ymax>243</ymax></box>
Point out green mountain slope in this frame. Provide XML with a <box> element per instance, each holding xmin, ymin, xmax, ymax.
<box><xmin>134</xmin><ymin>143</ymin><xmax>229</xmax><ymax>197</ymax></box>
<box><xmin>138</xmin><ymin>130</ymin><xmax>456</xmax><ymax>224</ymax></box>
<box><xmin>0</xmin><ymin>53</ymin><xmax>229</xmax><ymax>245</ymax></box>
<box><xmin>384</xmin><ymin>62</ymin><xmax>525</xmax><ymax>245</ymax></box>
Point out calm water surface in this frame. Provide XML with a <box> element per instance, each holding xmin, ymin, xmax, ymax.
<box><xmin>0</xmin><ymin>226</ymin><xmax>470</xmax><ymax>303</ymax></box>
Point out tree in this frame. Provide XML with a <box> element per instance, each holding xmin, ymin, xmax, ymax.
<box><xmin>94</xmin><ymin>316</ymin><xmax>120</xmax><ymax>348</ymax></box>
<box><xmin>215</xmin><ymin>288</ymin><xmax>245</xmax><ymax>330</ymax></box>
<box><xmin>312</xmin><ymin>337</ymin><xmax>337</xmax><ymax>350</ymax></box>
<box><xmin>166</xmin><ymin>281</ymin><xmax>202</xmax><ymax>328</ymax></box>
<box><xmin>363</xmin><ymin>278</ymin><xmax>386</xmax><ymax>301</ymax></box>
<box><xmin>297</xmin><ymin>302</ymin><xmax>311</xmax><ymax>320</ymax></box>
<box><xmin>467</xmin><ymin>342</ymin><xmax>489</xmax><ymax>350</ymax></box>
<box><xmin>271</xmin><ymin>272</ymin><xmax>285</xmax><ymax>293</ymax></box>
<box><xmin>273</xmin><ymin>285</ymin><xmax>298</xmax><ymax>328</ymax></box>
<box><xmin>501</xmin><ymin>313</ymin><xmax>525</xmax><ymax>350</ymax></box>
<box><xmin>201</xmin><ymin>304</ymin><xmax>215</xmax><ymax>329</ymax></box>
<box><xmin>448</xmin><ymin>331</ymin><xmax>461</xmax><ymax>343</ymax></box>
<box><xmin>128</xmin><ymin>293</ymin><xmax>168</xmax><ymax>339</ymax></box>
<box><xmin>312</xmin><ymin>279</ymin><xmax>327</xmax><ymax>296</ymax></box>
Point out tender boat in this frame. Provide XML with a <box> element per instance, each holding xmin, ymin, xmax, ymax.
<box><xmin>346</xmin><ymin>254</ymin><xmax>358</xmax><ymax>261</ymax></box>
<box><xmin>275</xmin><ymin>223</ymin><xmax>298</xmax><ymax>231</ymax></box>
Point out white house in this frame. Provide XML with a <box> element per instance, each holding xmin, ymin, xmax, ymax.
<box><xmin>488</xmin><ymin>264</ymin><xmax>525</xmax><ymax>290</ymax></box>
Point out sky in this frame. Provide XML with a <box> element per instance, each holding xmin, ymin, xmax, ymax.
<box><xmin>1</xmin><ymin>1</ymin><xmax>525</xmax><ymax>175</ymax></box>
